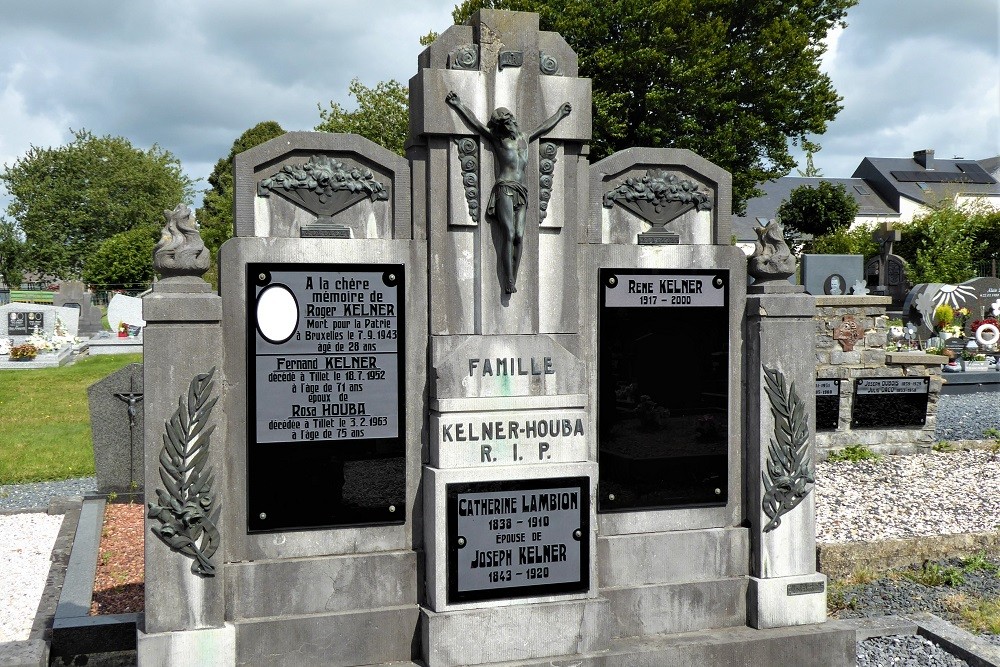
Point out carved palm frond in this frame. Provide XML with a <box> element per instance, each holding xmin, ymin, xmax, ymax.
<box><xmin>761</xmin><ymin>365</ymin><xmax>815</xmax><ymax>533</ymax></box>
<box><xmin>148</xmin><ymin>367</ymin><xmax>221</xmax><ymax>576</ymax></box>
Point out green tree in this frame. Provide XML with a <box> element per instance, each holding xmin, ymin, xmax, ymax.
<box><xmin>0</xmin><ymin>129</ymin><xmax>194</xmax><ymax>278</ymax></box>
<box><xmin>0</xmin><ymin>218</ymin><xmax>25</xmax><ymax>289</ymax></box>
<box><xmin>776</xmin><ymin>181</ymin><xmax>859</xmax><ymax>242</ymax></box>
<box><xmin>895</xmin><ymin>203</ymin><xmax>991</xmax><ymax>284</ymax></box>
<box><xmin>797</xmin><ymin>140</ymin><xmax>824</xmax><ymax>177</ymax></box>
<box><xmin>811</xmin><ymin>222</ymin><xmax>879</xmax><ymax>259</ymax></box>
<box><xmin>452</xmin><ymin>0</ymin><xmax>855</xmax><ymax>211</ymax></box>
<box><xmin>198</xmin><ymin>121</ymin><xmax>286</xmax><ymax>271</ymax></box>
<box><xmin>81</xmin><ymin>225</ymin><xmax>158</xmax><ymax>288</ymax></box>
<box><xmin>316</xmin><ymin>78</ymin><xmax>409</xmax><ymax>156</ymax></box>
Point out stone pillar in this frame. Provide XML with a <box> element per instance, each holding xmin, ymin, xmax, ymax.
<box><xmin>745</xmin><ymin>290</ymin><xmax>827</xmax><ymax>629</ymax></box>
<box><xmin>138</xmin><ymin>276</ymin><xmax>233</xmax><ymax>665</ymax></box>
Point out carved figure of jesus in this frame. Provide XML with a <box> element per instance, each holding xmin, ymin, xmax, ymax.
<box><xmin>446</xmin><ymin>91</ymin><xmax>571</xmax><ymax>293</ymax></box>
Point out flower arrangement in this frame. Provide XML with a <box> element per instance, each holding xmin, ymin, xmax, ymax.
<box><xmin>955</xmin><ymin>307</ymin><xmax>971</xmax><ymax>331</ymax></box>
<box><xmin>933</xmin><ymin>304</ymin><xmax>954</xmax><ymax>331</ymax></box>
<box><xmin>972</xmin><ymin>318</ymin><xmax>999</xmax><ymax>334</ymax></box>
<box><xmin>9</xmin><ymin>344</ymin><xmax>38</xmax><ymax>361</ymax></box>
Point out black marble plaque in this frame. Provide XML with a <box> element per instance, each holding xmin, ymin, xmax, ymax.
<box><xmin>246</xmin><ymin>263</ymin><xmax>406</xmax><ymax>532</ymax></box>
<box><xmin>7</xmin><ymin>311</ymin><xmax>44</xmax><ymax>336</ymax></box>
<box><xmin>851</xmin><ymin>377</ymin><xmax>929</xmax><ymax>428</ymax></box>
<box><xmin>598</xmin><ymin>268</ymin><xmax>729</xmax><ymax>512</ymax></box>
<box><xmin>446</xmin><ymin>477</ymin><xmax>589</xmax><ymax>603</ymax></box>
<box><xmin>816</xmin><ymin>379</ymin><xmax>840</xmax><ymax>431</ymax></box>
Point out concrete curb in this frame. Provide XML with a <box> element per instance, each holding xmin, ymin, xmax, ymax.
<box><xmin>818</xmin><ymin>532</ymin><xmax>1000</xmax><ymax>580</ymax></box>
<box><xmin>843</xmin><ymin>613</ymin><xmax>1000</xmax><ymax>667</ymax></box>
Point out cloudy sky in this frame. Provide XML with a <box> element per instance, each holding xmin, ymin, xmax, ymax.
<box><xmin>1</xmin><ymin>0</ymin><xmax>997</xmax><ymax>209</ymax></box>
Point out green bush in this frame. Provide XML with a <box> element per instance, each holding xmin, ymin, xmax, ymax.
<box><xmin>82</xmin><ymin>225</ymin><xmax>158</xmax><ymax>287</ymax></box>
<box><xmin>826</xmin><ymin>444</ymin><xmax>880</xmax><ymax>463</ymax></box>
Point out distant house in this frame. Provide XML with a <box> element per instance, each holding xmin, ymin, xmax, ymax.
<box><xmin>734</xmin><ymin>149</ymin><xmax>1000</xmax><ymax>252</ymax></box>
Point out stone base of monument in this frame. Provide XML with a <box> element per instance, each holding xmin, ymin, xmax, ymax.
<box><xmin>748</xmin><ymin>573</ymin><xmax>829</xmax><ymax>629</ymax></box>
<box><xmin>136</xmin><ymin>623</ymin><xmax>235</xmax><ymax>667</ymax></box>
<box><xmin>0</xmin><ymin>344</ymin><xmax>73</xmax><ymax>369</ymax></box>
<box><xmin>222</xmin><ymin>552</ymin><xmax>420</xmax><ymax>666</ymax></box>
<box><xmin>421</xmin><ymin>598</ymin><xmax>610</xmax><ymax>666</ymax></box>
<box><xmin>87</xmin><ymin>334</ymin><xmax>143</xmax><ymax>355</ymax></box>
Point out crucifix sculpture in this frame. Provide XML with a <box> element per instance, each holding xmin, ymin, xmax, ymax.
<box><xmin>446</xmin><ymin>91</ymin><xmax>571</xmax><ymax>294</ymax></box>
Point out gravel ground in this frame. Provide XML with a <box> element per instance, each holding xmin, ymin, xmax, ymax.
<box><xmin>0</xmin><ymin>476</ymin><xmax>96</xmax><ymax>512</ymax></box>
<box><xmin>858</xmin><ymin>635</ymin><xmax>970</xmax><ymax>666</ymax></box>
<box><xmin>936</xmin><ymin>390</ymin><xmax>1000</xmax><ymax>441</ymax></box>
<box><xmin>0</xmin><ymin>512</ymin><xmax>63</xmax><ymax>642</ymax></box>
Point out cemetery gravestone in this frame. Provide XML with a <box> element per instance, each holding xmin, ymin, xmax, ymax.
<box><xmin>0</xmin><ymin>303</ymin><xmax>79</xmax><ymax>343</ymax></box>
<box><xmin>87</xmin><ymin>363</ymin><xmax>144</xmax><ymax>494</ymax></box>
<box><xmin>137</xmin><ymin>9</ymin><xmax>853</xmax><ymax>666</ymax></box>
<box><xmin>106</xmin><ymin>293</ymin><xmax>146</xmax><ymax>334</ymax></box>
<box><xmin>54</xmin><ymin>280</ymin><xmax>104</xmax><ymax>336</ymax></box>
<box><xmin>800</xmin><ymin>254</ymin><xmax>864</xmax><ymax>296</ymax></box>
<box><xmin>904</xmin><ymin>276</ymin><xmax>1000</xmax><ymax>339</ymax></box>
<box><xmin>816</xmin><ymin>379</ymin><xmax>841</xmax><ymax>431</ymax></box>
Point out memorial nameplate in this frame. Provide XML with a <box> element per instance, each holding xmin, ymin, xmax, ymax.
<box><xmin>246</xmin><ymin>263</ymin><xmax>406</xmax><ymax>532</ymax></box>
<box><xmin>7</xmin><ymin>311</ymin><xmax>43</xmax><ymax>336</ymax></box>
<box><xmin>598</xmin><ymin>269</ymin><xmax>729</xmax><ymax>512</ymax></box>
<box><xmin>851</xmin><ymin>377</ymin><xmax>929</xmax><ymax>428</ymax></box>
<box><xmin>815</xmin><ymin>379</ymin><xmax>840</xmax><ymax>431</ymax></box>
<box><xmin>447</xmin><ymin>477</ymin><xmax>589</xmax><ymax>603</ymax></box>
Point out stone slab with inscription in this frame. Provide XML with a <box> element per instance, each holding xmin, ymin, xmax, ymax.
<box><xmin>815</xmin><ymin>379</ymin><xmax>841</xmax><ymax>431</ymax></box>
<box><xmin>851</xmin><ymin>377</ymin><xmax>930</xmax><ymax>428</ymax></box>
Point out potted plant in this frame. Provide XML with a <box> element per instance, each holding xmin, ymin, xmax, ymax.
<box><xmin>9</xmin><ymin>343</ymin><xmax>38</xmax><ymax>361</ymax></box>
<box><xmin>933</xmin><ymin>304</ymin><xmax>954</xmax><ymax>339</ymax></box>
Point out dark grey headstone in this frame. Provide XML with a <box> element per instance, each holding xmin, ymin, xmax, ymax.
<box><xmin>800</xmin><ymin>254</ymin><xmax>863</xmax><ymax>296</ymax></box>
<box><xmin>54</xmin><ymin>281</ymin><xmax>104</xmax><ymax>336</ymax></box>
<box><xmin>87</xmin><ymin>363</ymin><xmax>144</xmax><ymax>494</ymax></box>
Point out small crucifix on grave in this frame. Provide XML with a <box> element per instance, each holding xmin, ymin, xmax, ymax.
<box><xmin>871</xmin><ymin>222</ymin><xmax>901</xmax><ymax>295</ymax></box>
<box><xmin>113</xmin><ymin>376</ymin><xmax>144</xmax><ymax>485</ymax></box>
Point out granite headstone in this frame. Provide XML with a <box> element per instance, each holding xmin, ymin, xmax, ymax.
<box><xmin>106</xmin><ymin>294</ymin><xmax>146</xmax><ymax>334</ymax></box>
<box><xmin>87</xmin><ymin>363</ymin><xmax>144</xmax><ymax>494</ymax></box>
<box><xmin>800</xmin><ymin>254</ymin><xmax>864</xmax><ymax>296</ymax></box>
<box><xmin>54</xmin><ymin>280</ymin><xmax>104</xmax><ymax>336</ymax></box>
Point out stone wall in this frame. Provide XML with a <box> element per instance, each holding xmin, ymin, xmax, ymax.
<box><xmin>814</xmin><ymin>295</ymin><xmax>946</xmax><ymax>457</ymax></box>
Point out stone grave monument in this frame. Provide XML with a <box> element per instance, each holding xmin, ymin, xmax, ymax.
<box><xmin>903</xmin><ymin>276</ymin><xmax>1000</xmax><ymax>339</ymax></box>
<box><xmin>800</xmin><ymin>253</ymin><xmax>864</xmax><ymax>296</ymax></box>
<box><xmin>137</xmin><ymin>10</ymin><xmax>853</xmax><ymax>666</ymax></box>
<box><xmin>87</xmin><ymin>363</ymin><xmax>144</xmax><ymax>494</ymax></box>
<box><xmin>863</xmin><ymin>222</ymin><xmax>908</xmax><ymax>306</ymax></box>
<box><xmin>54</xmin><ymin>280</ymin><xmax>104</xmax><ymax>336</ymax></box>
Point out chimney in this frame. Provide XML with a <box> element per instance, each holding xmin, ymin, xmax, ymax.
<box><xmin>914</xmin><ymin>149</ymin><xmax>935</xmax><ymax>170</ymax></box>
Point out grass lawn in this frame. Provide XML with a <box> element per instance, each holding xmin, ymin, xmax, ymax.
<box><xmin>0</xmin><ymin>353</ymin><xmax>142</xmax><ymax>484</ymax></box>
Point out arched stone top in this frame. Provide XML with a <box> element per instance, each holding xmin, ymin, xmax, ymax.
<box><xmin>234</xmin><ymin>132</ymin><xmax>411</xmax><ymax>240</ymax></box>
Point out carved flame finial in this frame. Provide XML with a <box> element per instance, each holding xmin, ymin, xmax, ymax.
<box><xmin>153</xmin><ymin>203</ymin><xmax>211</xmax><ymax>279</ymax></box>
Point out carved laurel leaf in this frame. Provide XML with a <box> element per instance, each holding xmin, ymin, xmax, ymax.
<box><xmin>761</xmin><ymin>365</ymin><xmax>815</xmax><ymax>533</ymax></box>
<box><xmin>148</xmin><ymin>367</ymin><xmax>221</xmax><ymax>576</ymax></box>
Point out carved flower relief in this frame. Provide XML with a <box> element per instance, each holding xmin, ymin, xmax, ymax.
<box><xmin>539</xmin><ymin>52</ymin><xmax>559</xmax><ymax>75</ymax></box>
<box><xmin>449</xmin><ymin>44</ymin><xmax>479</xmax><ymax>70</ymax></box>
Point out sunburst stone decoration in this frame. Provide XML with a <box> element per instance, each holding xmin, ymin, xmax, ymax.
<box><xmin>761</xmin><ymin>365</ymin><xmax>814</xmax><ymax>533</ymax></box>
<box><xmin>148</xmin><ymin>368</ymin><xmax>220</xmax><ymax>576</ymax></box>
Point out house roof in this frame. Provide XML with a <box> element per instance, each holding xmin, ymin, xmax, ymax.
<box><xmin>732</xmin><ymin>176</ymin><xmax>896</xmax><ymax>242</ymax></box>
<box><xmin>852</xmin><ymin>149</ymin><xmax>1000</xmax><ymax>209</ymax></box>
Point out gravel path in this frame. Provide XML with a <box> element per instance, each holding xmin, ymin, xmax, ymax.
<box><xmin>0</xmin><ymin>476</ymin><xmax>96</xmax><ymax>513</ymax></box>
<box><xmin>936</xmin><ymin>391</ymin><xmax>1000</xmax><ymax>441</ymax></box>
<box><xmin>0</xmin><ymin>513</ymin><xmax>63</xmax><ymax>642</ymax></box>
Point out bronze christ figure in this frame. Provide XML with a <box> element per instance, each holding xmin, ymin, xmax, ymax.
<box><xmin>446</xmin><ymin>91</ymin><xmax>571</xmax><ymax>294</ymax></box>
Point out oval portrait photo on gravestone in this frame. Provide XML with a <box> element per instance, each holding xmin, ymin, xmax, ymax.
<box><xmin>823</xmin><ymin>274</ymin><xmax>846</xmax><ymax>296</ymax></box>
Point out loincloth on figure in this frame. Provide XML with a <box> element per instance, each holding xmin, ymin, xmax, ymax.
<box><xmin>486</xmin><ymin>180</ymin><xmax>528</xmax><ymax>219</ymax></box>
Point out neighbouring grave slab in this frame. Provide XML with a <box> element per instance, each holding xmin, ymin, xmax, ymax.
<box><xmin>106</xmin><ymin>293</ymin><xmax>146</xmax><ymax>334</ymax></box>
<box><xmin>800</xmin><ymin>254</ymin><xmax>864</xmax><ymax>296</ymax></box>
<box><xmin>87</xmin><ymin>363</ymin><xmax>144</xmax><ymax>493</ymax></box>
<box><xmin>1</xmin><ymin>302</ymin><xmax>80</xmax><ymax>341</ymax></box>
<box><xmin>54</xmin><ymin>280</ymin><xmax>103</xmax><ymax>336</ymax></box>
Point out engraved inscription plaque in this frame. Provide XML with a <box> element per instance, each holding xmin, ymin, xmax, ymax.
<box><xmin>599</xmin><ymin>269</ymin><xmax>729</xmax><ymax>512</ymax></box>
<box><xmin>816</xmin><ymin>379</ymin><xmax>840</xmax><ymax>431</ymax></box>
<box><xmin>447</xmin><ymin>477</ymin><xmax>589</xmax><ymax>603</ymax></box>
<box><xmin>851</xmin><ymin>377</ymin><xmax>929</xmax><ymax>428</ymax></box>
<box><xmin>246</xmin><ymin>264</ymin><xmax>406</xmax><ymax>532</ymax></box>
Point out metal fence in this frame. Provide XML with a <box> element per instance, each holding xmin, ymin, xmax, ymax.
<box><xmin>1</xmin><ymin>283</ymin><xmax>151</xmax><ymax>307</ymax></box>
<box><xmin>972</xmin><ymin>259</ymin><xmax>1000</xmax><ymax>279</ymax></box>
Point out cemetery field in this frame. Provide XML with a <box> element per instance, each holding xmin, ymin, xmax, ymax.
<box><xmin>0</xmin><ymin>354</ymin><xmax>142</xmax><ymax>484</ymax></box>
